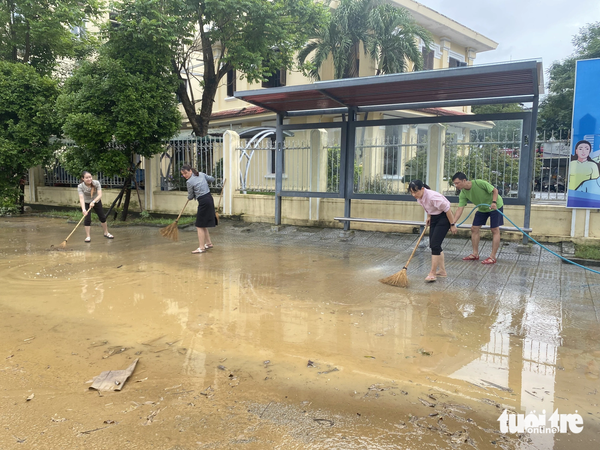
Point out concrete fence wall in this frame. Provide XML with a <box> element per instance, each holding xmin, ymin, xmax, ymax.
<box><xmin>25</xmin><ymin>130</ymin><xmax>600</xmax><ymax>243</ymax></box>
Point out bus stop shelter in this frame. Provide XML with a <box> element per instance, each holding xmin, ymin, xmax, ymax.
<box><xmin>235</xmin><ymin>59</ymin><xmax>544</xmax><ymax>235</ymax></box>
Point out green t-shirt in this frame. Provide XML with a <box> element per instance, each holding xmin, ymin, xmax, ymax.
<box><xmin>457</xmin><ymin>180</ymin><xmax>503</xmax><ymax>212</ymax></box>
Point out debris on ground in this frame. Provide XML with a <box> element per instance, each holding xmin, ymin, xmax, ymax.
<box><xmin>89</xmin><ymin>358</ymin><xmax>139</xmax><ymax>391</ymax></box>
<box><xmin>480</xmin><ymin>379</ymin><xmax>512</xmax><ymax>392</ymax></box>
<box><xmin>102</xmin><ymin>346</ymin><xmax>130</xmax><ymax>359</ymax></box>
<box><xmin>200</xmin><ymin>386</ymin><xmax>214</xmax><ymax>398</ymax></box>
<box><xmin>418</xmin><ymin>397</ymin><xmax>436</xmax><ymax>408</ymax></box>
<box><xmin>313</xmin><ymin>418</ymin><xmax>334</xmax><ymax>427</ymax></box>
<box><xmin>317</xmin><ymin>367</ymin><xmax>338</xmax><ymax>375</ymax></box>
<box><xmin>142</xmin><ymin>408</ymin><xmax>163</xmax><ymax>426</ymax></box>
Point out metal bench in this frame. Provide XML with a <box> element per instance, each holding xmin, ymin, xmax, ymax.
<box><xmin>333</xmin><ymin>217</ymin><xmax>532</xmax><ymax>233</ymax></box>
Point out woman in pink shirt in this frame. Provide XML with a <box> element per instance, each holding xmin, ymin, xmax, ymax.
<box><xmin>409</xmin><ymin>180</ymin><xmax>457</xmax><ymax>282</ymax></box>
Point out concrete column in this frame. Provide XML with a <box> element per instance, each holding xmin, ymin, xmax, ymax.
<box><xmin>309</xmin><ymin>129</ymin><xmax>328</xmax><ymax>221</ymax></box>
<box><xmin>440</xmin><ymin>37</ymin><xmax>451</xmax><ymax>68</ymax></box>
<box><xmin>467</xmin><ymin>47</ymin><xmax>476</xmax><ymax>66</ymax></box>
<box><xmin>145</xmin><ymin>155</ymin><xmax>161</xmax><ymax>211</ymax></box>
<box><xmin>426</xmin><ymin>124</ymin><xmax>445</xmax><ymax>192</ymax></box>
<box><xmin>27</xmin><ymin>166</ymin><xmax>45</xmax><ymax>203</ymax></box>
<box><xmin>223</xmin><ymin>130</ymin><xmax>240</xmax><ymax>215</ymax></box>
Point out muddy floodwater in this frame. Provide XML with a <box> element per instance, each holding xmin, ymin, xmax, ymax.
<box><xmin>1</xmin><ymin>216</ymin><xmax>599</xmax><ymax>450</ymax></box>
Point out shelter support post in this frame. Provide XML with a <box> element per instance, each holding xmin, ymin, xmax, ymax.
<box><xmin>522</xmin><ymin>96</ymin><xmax>539</xmax><ymax>244</ymax></box>
<box><xmin>274</xmin><ymin>114</ymin><xmax>284</xmax><ymax>225</ymax></box>
<box><xmin>341</xmin><ymin>110</ymin><xmax>356</xmax><ymax>231</ymax></box>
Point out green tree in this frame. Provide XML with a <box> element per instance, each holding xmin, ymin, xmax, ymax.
<box><xmin>297</xmin><ymin>0</ymin><xmax>431</xmax><ymax>80</ymax></box>
<box><xmin>0</xmin><ymin>61</ymin><xmax>60</xmax><ymax>212</ymax></box>
<box><xmin>538</xmin><ymin>22</ymin><xmax>600</xmax><ymax>134</ymax></box>
<box><xmin>0</xmin><ymin>0</ymin><xmax>102</xmax><ymax>75</ymax></box>
<box><xmin>403</xmin><ymin>148</ymin><xmax>427</xmax><ymax>184</ymax></box>
<box><xmin>173</xmin><ymin>0</ymin><xmax>327</xmax><ymax>137</ymax></box>
<box><xmin>56</xmin><ymin>0</ymin><xmax>181</xmax><ymax>220</ymax></box>
<box><xmin>0</xmin><ymin>0</ymin><xmax>102</xmax><ymax>212</ymax></box>
<box><xmin>471</xmin><ymin>103</ymin><xmax>524</xmax><ymax>144</ymax></box>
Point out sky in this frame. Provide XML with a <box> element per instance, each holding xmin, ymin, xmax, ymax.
<box><xmin>415</xmin><ymin>0</ymin><xmax>600</xmax><ymax>70</ymax></box>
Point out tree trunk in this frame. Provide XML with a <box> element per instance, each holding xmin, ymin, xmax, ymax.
<box><xmin>172</xmin><ymin>63</ymin><xmax>222</xmax><ymax>138</ymax></box>
<box><xmin>173</xmin><ymin>59</ymin><xmax>203</xmax><ymax>136</ymax></box>
<box><xmin>9</xmin><ymin>1</ymin><xmax>18</xmax><ymax>62</ymax></box>
<box><xmin>24</xmin><ymin>23</ymin><xmax>30</xmax><ymax>63</ymax></box>
<box><xmin>106</xmin><ymin>181</ymin><xmax>127</xmax><ymax>220</ymax></box>
<box><xmin>19</xmin><ymin>176</ymin><xmax>25</xmax><ymax>213</ymax></box>
<box><xmin>196</xmin><ymin>76</ymin><xmax>219</xmax><ymax>137</ymax></box>
<box><xmin>344</xmin><ymin>42</ymin><xmax>360</xmax><ymax>79</ymax></box>
<box><xmin>121</xmin><ymin>183</ymin><xmax>132</xmax><ymax>221</ymax></box>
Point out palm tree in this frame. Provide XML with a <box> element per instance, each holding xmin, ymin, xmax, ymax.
<box><xmin>298</xmin><ymin>0</ymin><xmax>432</xmax><ymax>80</ymax></box>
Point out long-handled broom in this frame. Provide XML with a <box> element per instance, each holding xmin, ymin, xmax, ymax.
<box><xmin>160</xmin><ymin>199</ymin><xmax>190</xmax><ymax>242</ymax></box>
<box><xmin>58</xmin><ymin>213</ymin><xmax>87</xmax><ymax>249</ymax></box>
<box><xmin>379</xmin><ymin>226</ymin><xmax>428</xmax><ymax>288</ymax></box>
<box><xmin>215</xmin><ymin>178</ymin><xmax>226</xmax><ymax>224</ymax></box>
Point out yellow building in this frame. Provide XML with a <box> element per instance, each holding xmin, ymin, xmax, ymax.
<box><xmin>172</xmin><ymin>0</ymin><xmax>499</xmax><ymax>196</ymax></box>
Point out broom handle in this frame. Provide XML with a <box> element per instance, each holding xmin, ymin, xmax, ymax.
<box><xmin>175</xmin><ymin>199</ymin><xmax>190</xmax><ymax>223</ymax></box>
<box><xmin>217</xmin><ymin>179</ymin><xmax>226</xmax><ymax>210</ymax></box>
<box><xmin>402</xmin><ymin>226</ymin><xmax>428</xmax><ymax>270</ymax></box>
<box><xmin>64</xmin><ymin>214</ymin><xmax>87</xmax><ymax>242</ymax></box>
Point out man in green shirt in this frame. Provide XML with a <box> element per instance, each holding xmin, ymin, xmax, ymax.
<box><xmin>451</xmin><ymin>172</ymin><xmax>503</xmax><ymax>265</ymax></box>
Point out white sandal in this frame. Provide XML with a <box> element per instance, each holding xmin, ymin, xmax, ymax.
<box><xmin>191</xmin><ymin>247</ymin><xmax>206</xmax><ymax>254</ymax></box>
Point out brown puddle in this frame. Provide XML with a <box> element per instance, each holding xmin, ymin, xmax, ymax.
<box><xmin>0</xmin><ymin>217</ymin><xmax>599</xmax><ymax>449</ymax></box>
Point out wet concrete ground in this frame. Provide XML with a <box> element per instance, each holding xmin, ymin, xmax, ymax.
<box><xmin>0</xmin><ymin>216</ymin><xmax>599</xmax><ymax>450</ymax></box>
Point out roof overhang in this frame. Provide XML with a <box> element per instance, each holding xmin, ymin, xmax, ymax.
<box><xmin>390</xmin><ymin>0</ymin><xmax>498</xmax><ymax>53</ymax></box>
<box><xmin>235</xmin><ymin>60</ymin><xmax>544</xmax><ymax>118</ymax></box>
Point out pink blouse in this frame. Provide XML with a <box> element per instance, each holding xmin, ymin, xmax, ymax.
<box><xmin>417</xmin><ymin>188</ymin><xmax>451</xmax><ymax>216</ymax></box>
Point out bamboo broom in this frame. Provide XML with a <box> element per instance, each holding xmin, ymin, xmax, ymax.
<box><xmin>160</xmin><ymin>199</ymin><xmax>190</xmax><ymax>242</ymax></box>
<box><xmin>215</xmin><ymin>178</ymin><xmax>226</xmax><ymax>223</ymax></box>
<box><xmin>57</xmin><ymin>214</ymin><xmax>87</xmax><ymax>249</ymax></box>
<box><xmin>379</xmin><ymin>226</ymin><xmax>428</xmax><ymax>288</ymax></box>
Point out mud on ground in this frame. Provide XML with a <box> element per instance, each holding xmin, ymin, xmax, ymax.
<box><xmin>1</xmin><ymin>217</ymin><xmax>599</xmax><ymax>449</ymax></box>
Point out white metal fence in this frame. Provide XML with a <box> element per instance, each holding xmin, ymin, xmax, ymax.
<box><xmin>43</xmin><ymin>141</ymin><xmax>143</xmax><ymax>189</ymax></box>
<box><xmin>159</xmin><ymin>136</ymin><xmax>224</xmax><ymax>191</ymax></box>
<box><xmin>237</xmin><ymin>138</ymin><xmax>340</xmax><ymax>193</ymax></box>
<box><xmin>534</xmin><ymin>131</ymin><xmax>570</xmax><ymax>203</ymax></box>
<box><xmin>35</xmin><ymin>129</ymin><xmax>576</xmax><ymax>204</ymax></box>
<box><xmin>444</xmin><ymin>127</ymin><xmax>523</xmax><ymax>198</ymax></box>
<box><xmin>354</xmin><ymin>135</ymin><xmax>427</xmax><ymax>194</ymax></box>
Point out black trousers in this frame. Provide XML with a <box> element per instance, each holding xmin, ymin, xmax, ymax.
<box><xmin>429</xmin><ymin>212</ymin><xmax>450</xmax><ymax>256</ymax></box>
<box><xmin>84</xmin><ymin>201</ymin><xmax>107</xmax><ymax>226</ymax></box>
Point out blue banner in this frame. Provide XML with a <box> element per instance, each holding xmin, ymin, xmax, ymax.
<box><xmin>567</xmin><ymin>58</ymin><xmax>600</xmax><ymax>208</ymax></box>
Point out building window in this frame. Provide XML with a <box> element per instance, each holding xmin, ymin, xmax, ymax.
<box><xmin>422</xmin><ymin>48</ymin><xmax>434</xmax><ymax>70</ymax></box>
<box><xmin>383</xmin><ymin>126</ymin><xmax>402</xmax><ymax>176</ymax></box>
<box><xmin>262</xmin><ymin>69</ymin><xmax>287</xmax><ymax>88</ymax></box>
<box><xmin>226</xmin><ymin>69</ymin><xmax>236</xmax><ymax>97</ymax></box>
<box><xmin>449</xmin><ymin>57</ymin><xmax>467</xmax><ymax>68</ymax></box>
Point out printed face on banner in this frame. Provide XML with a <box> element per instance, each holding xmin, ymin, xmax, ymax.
<box><xmin>566</xmin><ymin>58</ymin><xmax>600</xmax><ymax>208</ymax></box>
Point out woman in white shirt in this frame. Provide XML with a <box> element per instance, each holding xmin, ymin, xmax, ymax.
<box><xmin>77</xmin><ymin>171</ymin><xmax>113</xmax><ymax>242</ymax></box>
